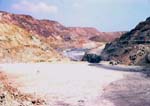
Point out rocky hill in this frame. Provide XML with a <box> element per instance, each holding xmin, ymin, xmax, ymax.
<box><xmin>0</xmin><ymin>21</ymin><xmax>63</xmax><ymax>63</ymax></box>
<box><xmin>0</xmin><ymin>11</ymin><xmax>124</xmax><ymax>62</ymax></box>
<box><xmin>102</xmin><ymin>17</ymin><xmax>150</xmax><ymax>66</ymax></box>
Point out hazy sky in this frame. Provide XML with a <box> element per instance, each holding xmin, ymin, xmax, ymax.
<box><xmin>0</xmin><ymin>0</ymin><xmax>150</xmax><ymax>31</ymax></box>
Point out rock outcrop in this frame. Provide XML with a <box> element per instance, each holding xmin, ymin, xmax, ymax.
<box><xmin>102</xmin><ymin>17</ymin><xmax>150</xmax><ymax>66</ymax></box>
<box><xmin>0</xmin><ymin>22</ymin><xmax>63</xmax><ymax>63</ymax></box>
<box><xmin>82</xmin><ymin>53</ymin><xmax>101</xmax><ymax>63</ymax></box>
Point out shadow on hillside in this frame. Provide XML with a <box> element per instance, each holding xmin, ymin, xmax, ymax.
<box><xmin>88</xmin><ymin>63</ymin><xmax>150</xmax><ymax>73</ymax></box>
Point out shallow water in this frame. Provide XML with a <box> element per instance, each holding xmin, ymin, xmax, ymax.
<box><xmin>63</xmin><ymin>48</ymin><xmax>89</xmax><ymax>61</ymax></box>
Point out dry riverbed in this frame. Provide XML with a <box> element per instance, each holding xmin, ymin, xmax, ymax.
<box><xmin>0</xmin><ymin>62</ymin><xmax>150</xmax><ymax>106</ymax></box>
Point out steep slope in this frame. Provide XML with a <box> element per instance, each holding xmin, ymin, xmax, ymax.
<box><xmin>102</xmin><ymin>17</ymin><xmax>150</xmax><ymax>66</ymax></box>
<box><xmin>0</xmin><ymin>21</ymin><xmax>62</xmax><ymax>63</ymax></box>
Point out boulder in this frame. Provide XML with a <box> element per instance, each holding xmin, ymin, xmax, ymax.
<box><xmin>146</xmin><ymin>53</ymin><xmax>150</xmax><ymax>63</ymax></box>
<box><xmin>82</xmin><ymin>53</ymin><xmax>101</xmax><ymax>63</ymax></box>
<box><xmin>109</xmin><ymin>60</ymin><xmax>120</xmax><ymax>65</ymax></box>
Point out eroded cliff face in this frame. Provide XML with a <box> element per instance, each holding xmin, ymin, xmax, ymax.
<box><xmin>0</xmin><ymin>22</ymin><xmax>63</xmax><ymax>62</ymax></box>
<box><xmin>0</xmin><ymin>11</ymin><xmax>124</xmax><ymax>62</ymax></box>
<box><xmin>102</xmin><ymin>17</ymin><xmax>150</xmax><ymax>66</ymax></box>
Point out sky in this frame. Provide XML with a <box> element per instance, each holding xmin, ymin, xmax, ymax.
<box><xmin>0</xmin><ymin>0</ymin><xmax>150</xmax><ymax>32</ymax></box>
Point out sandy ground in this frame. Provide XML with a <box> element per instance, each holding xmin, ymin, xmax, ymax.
<box><xmin>0</xmin><ymin>62</ymin><xmax>150</xmax><ymax>106</ymax></box>
<box><xmin>0</xmin><ymin>62</ymin><xmax>129</xmax><ymax>106</ymax></box>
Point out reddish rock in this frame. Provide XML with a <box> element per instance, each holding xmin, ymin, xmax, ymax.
<box><xmin>0</xmin><ymin>11</ymin><xmax>125</xmax><ymax>62</ymax></box>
